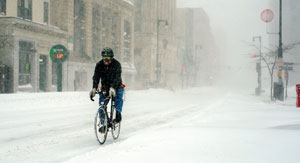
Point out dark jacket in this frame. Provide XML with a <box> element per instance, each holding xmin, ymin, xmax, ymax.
<box><xmin>92</xmin><ymin>59</ymin><xmax>122</xmax><ymax>91</ymax></box>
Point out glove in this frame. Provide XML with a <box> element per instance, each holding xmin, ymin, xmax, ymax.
<box><xmin>89</xmin><ymin>88</ymin><xmax>97</xmax><ymax>101</ymax></box>
<box><xmin>109</xmin><ymin>87</ymin><xmax>116</xmax><ymax>97</ymax></box>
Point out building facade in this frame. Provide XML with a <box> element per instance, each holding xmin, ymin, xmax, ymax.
<box><xmin>51</xmin><ymin>0</ymin><xmax>136</xmax><ymax>91</ymax></box>
<box><xmin>134</xmin><ymin>0</ymin><xmax>179</xmax><ymax>89</ymax></box>
<box><xmin>0</xmin><ymin>0</ymin><xmax>136</xmax><ymax>93</ymax></box>
<box><xmin>0</xmin><ymin>0</ymin><xmax>68</xmax><ymax>93</ymax></box>
<box><xmin>176</xmin><ymin>8</ymin><xmax>218</xmax><ymax>87</ymax></box>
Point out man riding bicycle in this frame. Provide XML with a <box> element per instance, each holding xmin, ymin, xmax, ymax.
<box><xmin>89</xmin><ymin>47</ymin><xmax>124</xmax><ymax>132</ymax></box>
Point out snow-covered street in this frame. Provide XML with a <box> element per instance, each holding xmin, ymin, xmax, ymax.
<box><xmin>1</xmin><ymin>87</ymin><xmax>300</xmax><ymax>163</ymax></box>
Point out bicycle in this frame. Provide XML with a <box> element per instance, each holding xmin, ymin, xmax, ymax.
<box><xmin>94</xmin><ymin>92</ymin><xmax>121</xmax><ymax>145</ymax></box>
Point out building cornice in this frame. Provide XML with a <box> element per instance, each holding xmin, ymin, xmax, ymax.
<box><xmin>0</xmin><ymin>17</ymin><xmax>68</xmax><ymax>38</ymax></box>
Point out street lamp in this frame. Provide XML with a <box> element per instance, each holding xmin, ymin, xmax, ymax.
<box><xmin>155</xmin><ymin>19</ymin><xmax>168</xmax><ymax>87</ymax></box>
<box><xmin>193</xmin><ymin>45</ymin><xmax>202</xmax><ymax>86</ymax></box>
<box><xmin>253</xmin><ymin>36</ymin><xmax>262</xmax><ymax>95</ymax></box>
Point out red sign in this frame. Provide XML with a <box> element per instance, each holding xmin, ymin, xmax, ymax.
<box><xmin>180</xmin><ymin>66</ymin><xmax>185</xmax><ymax>70</ymax></box>
<box><xmin>251</xmin><ymin>52</ymin><xmax>258</xmax><ymax>58</ymax></box>
<box><xmin>56</xmin><ymin>53</ymin><xmax>64</xmax><ymax>59</ymax></box>
<box><xmin>261</xmin><ymin>9</ymin><xmax>274</xmax><ymax>23</ymax></box>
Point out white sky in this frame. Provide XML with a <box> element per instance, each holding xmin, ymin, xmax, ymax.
<box><xmin>177</xmin><ymin>0</ymin><xmax>272</xmax><ymax>89</ymax></box>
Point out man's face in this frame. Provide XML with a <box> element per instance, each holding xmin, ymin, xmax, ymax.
<box><xmin>103</xmin><ymin>57</ymin><xmax>112</xmax><ymax>65</ymax></box>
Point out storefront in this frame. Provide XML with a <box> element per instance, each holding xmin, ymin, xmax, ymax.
<box><xmin>0</xmin><ymin>17</ymin><xmax>67</xmax><ymax>92</ymax></box>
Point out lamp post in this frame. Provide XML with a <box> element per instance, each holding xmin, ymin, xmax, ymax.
<box><xmin>155</xmin><ymin>19</ymin><xmax>168</xmax><ymax>87</ymax></box>
<box><xmin>253</xmin><ymin>36</ymin><xmax>262</xmax><ymax>95</ymax></box>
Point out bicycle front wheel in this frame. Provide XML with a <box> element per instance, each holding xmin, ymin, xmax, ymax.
<box><xmin>111</xmin><ymin>122</ymin><xmax>121</xmax><ymax>140</ymax></box>
<box><xmin>111</xmin><ymin>106</ymin><xmax>121</xmax><ymax>140</ymax></box>
<box><xmin>94</xmin><ymin>107</ymin><xmax>108</xmax><ymax>144</ymax></box>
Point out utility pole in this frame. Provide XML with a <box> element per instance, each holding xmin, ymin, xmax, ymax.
<box><xmin>279</xmin><ymin>0</ymin><xmax>283</xmax><ymax>59</ymax></box>
<box><xmin>253</xmin><ymin>36</ymin><xmax>262</xmax><ymax>95</ymax></box>
<box><xmin>276</xmin><ymin>0</ymin><xmax>284</xmax><ymax>101</ymax></box>
<box><xmin>155</xmin><ymin>19</ymin><xmax>168</xmax><ymax>87</ymax></box>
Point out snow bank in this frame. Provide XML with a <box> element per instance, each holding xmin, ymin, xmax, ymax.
<box><xmin>1</xmin><ymin>87</ymin><xmax>300</xmax><ymax>163</ymax></box>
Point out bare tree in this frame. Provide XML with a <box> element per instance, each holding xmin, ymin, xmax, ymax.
<box><xmin>261</xmin><ymin>49</ymin><xmax>277</xmax><ymax>100</ymax></box>
<box><xmin>245</xmin><ymin>41</ymin><xmax>300</xmax><ymax>100</ymax></box>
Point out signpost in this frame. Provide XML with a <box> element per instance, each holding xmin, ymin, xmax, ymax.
<box><xmin>50</xmin><ymin>44</ymin><xmax>69</xmax><ymax>92</ymax></box>
<box><xmin>253</xmin><ymin>36</ymin><xmax>262</xmax><ymax>96</ymax></box>
<box><xmin>284</xmin><ymin>62</ymin><xmax>293</xmax><ymax>99</ymax></box>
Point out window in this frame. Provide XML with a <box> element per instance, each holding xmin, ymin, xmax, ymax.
<box><xmin>0</xmin><ymin>0</ymin><xmax>6</xmax><ymax>15</ymax></box>
<box><xmin>123</xmin><ymin>20</ymin><xmax>131</xmax><ymax>63</ymax></box>
<box><xmin>18</xmin><ymin>41</ymin><xmax>35</xmax><ymax>86</ymax></box>
<box><xmin>17</xmin><ymin>0</ymin><xmax>32</xmax><ymax>20</ymax></box>
<box><xmin>134</xmin><ymin>0</ymin><xmax>142</xmax><ymax>32</ymax></box>
<box><xmin>73</xmin><ymin>0</ymin><xmax>87</xmax><ymax>58</ymax></box>
<box><xmin>92</xmin><ymin>6</ymin><xmax>101</xmax><ymax>61</ymax></box>
<box><xmin>43</xmin><ymin>1</ymin><xmax>49</xmax><ymax>23</ymax></box>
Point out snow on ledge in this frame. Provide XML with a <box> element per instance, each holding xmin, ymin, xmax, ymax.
<box><xmin>122</xmin><ymin>0</ymin><xmax>134</xmax><ymax>6</ymax></box>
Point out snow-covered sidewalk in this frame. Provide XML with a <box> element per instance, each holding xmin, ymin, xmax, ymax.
<box><xmin>1</xmin><ymin>87</ymin><xmax>300</xmax><ymax>163</ymax></box>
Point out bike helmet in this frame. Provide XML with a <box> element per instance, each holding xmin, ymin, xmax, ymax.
<box><xmin>101</xmin><ymin>47</ymin><xmax>114</xmax><ymax>58</ymax></box>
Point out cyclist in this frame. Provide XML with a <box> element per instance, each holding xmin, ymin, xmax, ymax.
<box><xmin>89</xmin><ymin>47</ymin><xmax>124</xmax><ymax>132</ymax></box>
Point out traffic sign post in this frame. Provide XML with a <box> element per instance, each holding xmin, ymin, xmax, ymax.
<box><xmin>50</xmin><ymin>45</ymin><xmax>69</xmax><ymax>92</ymax></box>
<box><xmin>284</xmin><ymin>62</ymin><xmax>293</xmax><ymax>99</ymax></box>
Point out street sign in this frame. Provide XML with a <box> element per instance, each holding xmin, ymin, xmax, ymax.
<box><xmin>276</xmin><ymin>58</ymin><xmax>284</xmax><ymax>67</ymax></box>
<box><xmin>284</xmin><ymin>62</ymin><xmax>294</xmax><ymax>71</ymax></box>
<box><xmin>50</xmin><ymin>44</ymin><xmax>69</xmax><ymax>62</ymax></box>
<box><xmin>269</xmin><ymin>62</ymin><xmax>294</xmax><ymax>71</ymax></box>
<box><xmin>261</xmin><ymin>9</ymin><xmax>274</xmax><ymax>23</ymax></box>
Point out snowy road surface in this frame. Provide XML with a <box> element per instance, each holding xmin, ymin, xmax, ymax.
<box><xmin>1</xmin><ymin>87</ymin><xmax>300</xmax><ymax>163</ymax></box>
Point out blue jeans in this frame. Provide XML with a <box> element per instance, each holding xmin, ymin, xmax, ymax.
<box><xmin>98</xmin><ymin>87</ymin><xmax>124</xmax><ymax>113</ymax></box>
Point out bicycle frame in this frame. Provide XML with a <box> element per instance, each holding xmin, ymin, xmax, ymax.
<box><xmin>101</xmin><ymin>95</ymin><xmax>116</xmax><ymax>127</ymax></box>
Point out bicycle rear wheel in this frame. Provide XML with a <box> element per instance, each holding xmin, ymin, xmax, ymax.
<box><xmin>94</xmin><ymin>106</ymin><xmax>108</xmax><ymax>144</ymax></box>
<box><xmin>111</xmin><ymin>106</ymin><xmax>121</xmax><ymax>140</ymax></box>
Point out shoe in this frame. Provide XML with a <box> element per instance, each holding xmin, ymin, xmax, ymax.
<box><xmin>108</xmin><ymin>123</ymin><xmax>112</xmax><ymax>128</ymax></box>
<box><xmin>115</xmin><ymin>112</ymin><xmax>122</xmax><ymax>123</ymax></box>
<box><xmin>99</xmin><ymin>126</ymin><xmax>106</xmax><ymax>133</ymax></box>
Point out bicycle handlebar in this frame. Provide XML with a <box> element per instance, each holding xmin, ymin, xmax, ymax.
<box><xmin>90</xmin><ymin>90</ymin><xmax>115</xmax><ymax>102</ymax></box>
